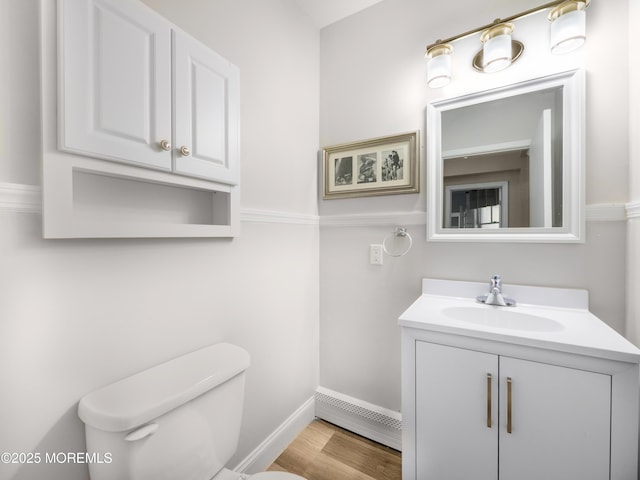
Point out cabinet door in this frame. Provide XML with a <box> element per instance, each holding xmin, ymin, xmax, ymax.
<box><xmin>173</xmin><ymin>31</ymin><xmax>240</xmax><ymax>184</ymax></box>
<box><xmin>59</xmin><ymin>0</ymin><xmax>172</xmax><ymax>170</ymax></box>
<box><xmin>416</xmin><ymin>342</ymin><xmax>499</xmax><ymax>480</ymax></box>
<box><xmin>499</xmin><ymin>357</ymin><xmax>611</xmax><ymax>480</ymax></box>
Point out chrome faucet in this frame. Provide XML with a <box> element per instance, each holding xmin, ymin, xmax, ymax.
<box><xmin>476</xmin><ymin>275</ymin><xmax>516</xmax><ymax>307</ymax></box>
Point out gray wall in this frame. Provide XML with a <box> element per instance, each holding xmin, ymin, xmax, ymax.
<box><xmin>319</xmin><ymin>0</ymin><xmax>631</xmax><ymax>413</ymax></box>
<box><xmin>0</xmin><ymin>1</ymin><xmax>319</xmax><ymax>479</ymax></box>
<box><xmin>0</xmin><ymin>1</ymin><xmax>636</xmax><ymax>479</ymax></box>
<box><xmin>627</xmin><ymin>0</ymin><xmax>640</xmax><ymax>344</ymax></box>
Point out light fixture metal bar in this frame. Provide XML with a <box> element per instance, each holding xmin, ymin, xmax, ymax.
<box><xmin>426</xmin><ymin>0</ymin><xmax>589</xmax><ymax>51</ymax></box>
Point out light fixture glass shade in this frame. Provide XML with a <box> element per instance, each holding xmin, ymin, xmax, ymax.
<box><xmin>426</xmin><ymin>44</ymin><xmax>453</xmax><ymax>88</ymax></box>
<box><xmin>481</xmin><ymin>23</ymin><xmax>514</xmax><ymax>73</ymax></box>
<box><xmin>549</xmin><ymin>1</ymin><xmax>587</xmax><ymax>54</ymax></box>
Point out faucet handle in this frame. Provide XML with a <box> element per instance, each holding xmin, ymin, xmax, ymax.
<box><xmin>477</xmin><ymin>275</ymin><xmax>516</xmax><ymax>306</ymax></box>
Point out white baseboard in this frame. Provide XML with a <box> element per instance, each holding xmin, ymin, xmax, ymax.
<box><xmin>234</xmin><ymin>389</ymin><xmax>402</xmax><ymax>475</ymax></box>
<box><xmin>314</xmin><ymin>386</ymin><xmax>402</xmax><ymax>451</ymax></box>
<box><xmin>233</xmin><ymin>396</ymin><xmax>315</xmax><ymax>475</ymax></box>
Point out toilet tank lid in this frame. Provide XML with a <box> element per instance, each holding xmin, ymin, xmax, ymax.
<box><xmin>78</xmin><ymin>343</ymin><xmax>250</xmax><ymax>432</ymax></box>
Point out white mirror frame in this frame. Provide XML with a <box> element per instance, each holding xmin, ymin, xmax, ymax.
<box><xmin>427</xmin><ymin>68</ymin><xmax>585</xmax><ymax>243</ymax></box>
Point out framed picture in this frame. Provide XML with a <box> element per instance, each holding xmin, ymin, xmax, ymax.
<box><xmin>322</xmin><ymin>131</ymin><xmax>419</xmax><ymax>199</ymax></box>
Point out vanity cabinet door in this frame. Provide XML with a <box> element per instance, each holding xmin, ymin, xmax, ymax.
<box><xmin>416</xmin><ymin>341</ymin><xmax>499</xmax><ymax>480</ymax></box>
<box><xmin>59</xmin><ymin>0</ymin><xmax>172</xmax><ymax>171</ymax></box>
<box><xmin>499</xmin><ymin>357</ymin><xmax>611</xmax><ymax>480</ymax></box>
<box><xmin>414</xmin><ymin>342</ymin><xmax>612</xmax><ymax>480</ymax></box>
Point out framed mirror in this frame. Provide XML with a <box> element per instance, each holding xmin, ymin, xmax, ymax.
<box><xmin>427</xmin><ymin>69</ymin><xmax>585</xmax><ymax>242</ymax></box>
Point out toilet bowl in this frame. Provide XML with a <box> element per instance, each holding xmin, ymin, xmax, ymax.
<box><xmin>77</xmin><ymin>343</ymin><xmax>308</xmax><ymax>480</ymax></box>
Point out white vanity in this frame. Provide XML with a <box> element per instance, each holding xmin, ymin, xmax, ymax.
<box><xmin>400</xmin><ymin>278</ymin><xmax>640</xmax><ymax>480</ymax></box>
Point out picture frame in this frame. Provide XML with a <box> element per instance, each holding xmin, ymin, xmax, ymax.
<box><xmin>322</xmin><ymin>131</ymin><xmax>420</xmax><ymax>199</ymax></box>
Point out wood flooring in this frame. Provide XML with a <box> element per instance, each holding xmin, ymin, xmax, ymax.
<box><xmin>267</xmin><ymin>420</ymin><xmax>401</xmax><ymax>480</ymax></box>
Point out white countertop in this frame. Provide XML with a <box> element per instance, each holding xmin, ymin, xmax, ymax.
<box><xmin>399</xmin><ymin>279</ymin><xmax>640</xmax><ymax>364</ymax></box>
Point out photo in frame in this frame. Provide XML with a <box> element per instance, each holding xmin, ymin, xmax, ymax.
<box><xmin>322</xmin><ymin>131</ymin><xmax>419</xmax><ymax>199</ymax></box>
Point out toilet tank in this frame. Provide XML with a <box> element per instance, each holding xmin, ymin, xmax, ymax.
<box><xmin>78</xmin><ymin>343</ymin><xmax>250</xmax><ymax>480</ymax></box>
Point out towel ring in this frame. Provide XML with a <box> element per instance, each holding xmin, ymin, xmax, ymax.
<box><xmin>382</xmin><ymin>227</ymin><xmax>413</xmax><ymax>257</ymax></box>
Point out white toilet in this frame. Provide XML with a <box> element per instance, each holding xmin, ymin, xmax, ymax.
<box><xmin>78</xmin><ymin>343</ymin><xmax>306</xmax><ymax>480</ymax></box>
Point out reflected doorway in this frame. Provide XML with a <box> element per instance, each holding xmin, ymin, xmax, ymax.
<box><xmin>445</xmin><ymin>182</ymin><xmax>508</xmax><ymax>228</ymax></box>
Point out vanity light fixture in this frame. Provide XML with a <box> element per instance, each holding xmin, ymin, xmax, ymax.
<box><xmin>425</xmin><ymin>43</ymin><xmax>453</xmax><ymax>88</ymax></box>
<box><xmin>480</xmin><ymin>23</ymin><xmax>515</xmax><ymax>72</ymax></box>
<box><xmin>548</xmin><ymin>0</ymin><xmax>589</xmax><ymax>54</ymax></box>
<box><xmin>476</xmin><ymin>23</ymin><xmax>524</xmax><ymax>73</ymax></box>
<box><xmin>425</xmin><ymin>0</ymin><xmax>590</xmax><ymax>88</ymax></box>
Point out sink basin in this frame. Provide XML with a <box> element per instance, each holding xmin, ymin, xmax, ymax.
<box><xmin>399</xmin><ymin>279</ymin><xmax>640</xmax><ymax>364</ymax></box>
<box><xmin>443</xmin><ymin>306</ymin><xmax>564</xmax><ymax>332</ymax></box>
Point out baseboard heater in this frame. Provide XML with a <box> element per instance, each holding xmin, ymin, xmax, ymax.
<box><xmin>314</xmin><ymin>386</ymin><xmax>402</xmax><ymax>451</ymax></box>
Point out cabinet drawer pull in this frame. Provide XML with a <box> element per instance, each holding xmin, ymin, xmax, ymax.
<box><xmin>180</xmin><ymin>145</ymin><xmax>191</xmax><ymax>156</ymax></box>
<box><xmin>159</xmin><ymin>139</ymin><xmax>172</xmax><ymax>151</ymax></box>
<box><xmin>486</xmin><ymin>373</ymin><xmax>492</xmax><ymax>428</ymax></box>
<box><xmin>507</xmin><ymin>377</ymin><xmax>513</xmax><ymax>434</ymax></box>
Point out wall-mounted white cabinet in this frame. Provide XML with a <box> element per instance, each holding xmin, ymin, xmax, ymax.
<box><xmin>41</xmin><ymin>0</ymin><xmax>240</xmax><ymax>238</ymax></box>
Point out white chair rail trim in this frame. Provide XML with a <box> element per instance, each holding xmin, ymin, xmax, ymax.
<box><xmin>319</xmin><ymin>210</ymin><xmax>426</xmax><ymax>227</ymax></box>
<box><xmin>0</xmin><ymin>182</ymin><xmax>41</xmax><ymax>213</ymax></box>
<box><xmin>0</xmin><ymin>182</ymin><xmax>320</xmax><ymax>224</ymax></box>
<box><xmin>627</xmin><ymin>201</ymin><xmax>640</xmax><ymax>220</ymax></box>
<box><xmin>0</xmin><ymin>182</ymin><xmax>633</xmax><ymax>223</ymax></box>
<box><xmin>240</xmin><ymin>208</ymin><xmax>319</xmax><ymax>225</ymax></box>
<box><xmin>321</xmin><ymin>204</ymin><xmax>629</xmax><ymax>227</ymax></box>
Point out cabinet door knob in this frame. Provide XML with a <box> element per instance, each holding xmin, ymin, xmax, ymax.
<box><xmin>159</xmin><ymin>139</ymin><xmax>172</xmax><ymax>151</ymax></box>
<box><xmin>180</xmin><ymin>146</ymin><xmax>191</xmax><ymax>156</ymax></box>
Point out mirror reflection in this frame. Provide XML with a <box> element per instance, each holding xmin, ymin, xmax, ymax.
<box><xmin>441</xmin><ymin>86</ymin><xmax>563</xmax><ymax>229</ymax></box>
